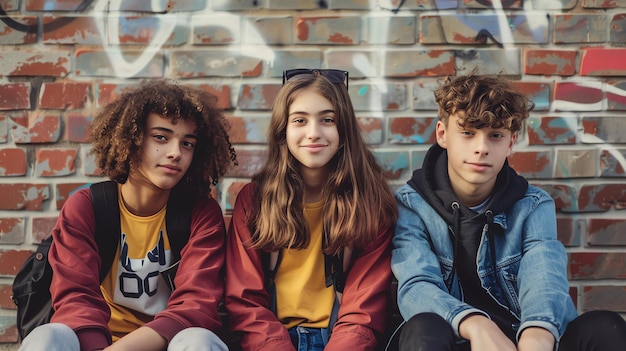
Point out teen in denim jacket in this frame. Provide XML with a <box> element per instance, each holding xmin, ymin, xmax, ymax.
<box><xmin>391</xmin><ymin>72</ymin><xmax>626</xmax><ymax>351</ymax></box>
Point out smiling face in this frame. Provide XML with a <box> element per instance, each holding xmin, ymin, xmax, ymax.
<box><xmin>130</xmin><ymin>112</ymin><xmax>197</xmax><ymax>191</ymax></box>
<box><xmin>286</xmin><ymin>88</ymin><xmax>340</xmax><ymax>182</ymax></box>
<box><xmin>437</xmin><ymin>112</ymin><xmax>516</xmax><ymax>207</ymax></box>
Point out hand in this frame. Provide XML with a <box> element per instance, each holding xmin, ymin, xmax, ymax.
<box><xmin>517</xmin><ymin>327</ymin><xmax>554</xmax><ymax>351</ymax></box>
<box><xmin>459</xmin><ymin>314</ymin><xmax>516</xmax><ymax>351</ymax></box>
<box><xmin>102</xmin><ymin>327</ymin><xmax>167</xmax><ymax>351</ymax></box>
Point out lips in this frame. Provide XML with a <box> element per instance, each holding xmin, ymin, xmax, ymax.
<box><xmin>160</xmin><ymin>164</ymin><xmax>182</xmax><ymax>174</ymax></box>
<box><xmin>301</xmin><ymin>144</ymin><xmax>327</xmax><ymax>153</ymax></box>
<box><xmin>467</xmin><ymin>162</ymin><xmax>491</xmax><ymax>172</ymax></box>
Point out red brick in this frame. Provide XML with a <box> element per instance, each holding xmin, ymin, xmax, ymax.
<box><xmin>96</xmin><ymin>83</ymin><xmax>134</xmax><ymax>107</ymax></box>
<box><xmin>580</xmin><ymin>48</ymin><xmax>626</xmax><ymax>76</ymax></box>
<box><xmin>534</xmin><ymin>183</ymin><xmax>578</xmax><ymax>212</ymax></box>
<box><xmin>579</xmin><ymin>184</ymin><xmax>626</xmax><ymax>212</ymax></box>
<box><xmin>195</xmin><ymin>84</ymin><xmax>232</xmax><ymax>110</ymax></box>
<box><xmin>0</xmin><ymin>217</ymin><xmax>24</xmax><ymax>244</ymax></box>
<box><xmin>0</xmin><ymin>50</ymin><xmax>71</xmax><ymax>77</ymax></box>
<box><xmin>569</xmin><ymin>252</ymin><xmax>626</xmax><ymax>280</ymax></box>
<box><xmin>226</xmin><ymin>115</ymin><xmax>270</xmax><ymax>144</ymax></box>
<box><xmin>512</xmin><ymin>81</ymin><xmax>551</xmax><ymax>111</ymax></box>
<box><xmin>509</xmin><ymin>150</ymin><xmax>552</xmax><ymax>179</ymax></box>
<box><xmin>225</xmin><ymin>181</ymin><xmax>247</xmax><ymax>211</ymax></box>
<box><xmin>226</xmin><ymin>149</ymin><xmax>267</xmax><ymax>178</ymax></box>
<box><xmin>10</xmin><ymin>113</ymin><xmax>61</xmax><ymax>143</ymax></box>
<box><xmin>0</xmin><ymin>183</ymin><xmax>49</xmax><ymax>211</ymax></box>
<box><xmin>581</xmin><ymin>286</ymin><xmax>626</xmax><ymax>312</ymax></box>
<box><xmin>0</xmin><ymin>148</ymin><xmax>27</xmax><ymax>176</ymax></box>
<box><xmin>55</xmin><ymin>183</ymin><xmax>87</xmax><ymax>210</ymax></box>
<box><xmin>587</xmin><ymin>218</ymin><xmax>626</xmax><ymax>246</ymax></box>
<box><xmin>39</xmin><ymin>81</ymin><xmax>91</xmax><ymax>109</ymax></box>
<box><xmin>388</xmin><ymin>117</ymin><xmax>437</xmax><ymax>144</ymax></box>
<box><xmin>0</xmin><ymin>16</ymin><xmax>37</xmax><ymax>44</ymax></box>
<box><xmin>0</xmin><ymin>82</ymin><xmax>31</xmax><ymax>110</ymax></box>
<box><xmin>556</xmin><ymin>217</ymin><xmax>581</xmax><ymax>246</ymax></box>
<box><xmin>66</xmin><ymin>113</ymin><xmax>93</xmax><ymax>143</ymax></box>
<box><xmin>0</xmin><ymin>284</ymin><xmax>16</xmax><ymax>309</ymax></box>
<box><xmin>527</xmin><ymin>116</ymin><xmax>577</xmax><ymax>145</ymax></box>
<box><xmin>295</xmin><ymin>16</ymin><xmax>360</xmax><ymax>45</ymax></box>
<box><xmin>524</xmin><ymin>49</ymin><xmax>577</xmax><ymax>76</ymax></box>
<box><xmin>237</xmin><ymin>84</ymin><xmax>282</xmax><ymax>110</ymax></box>
<box><xmin>0</xmin><ymin>249</ymin><xmax>34</xmax><ymax>275</ymax></box>
<box><xmin>31</xmin><ymin>216</ymin><xmax>57</xmax><ymax>243</ymax></box>
<box><xmin>383</xmin><ymin>50</ymin><xmax>455</xmax><ymax>77</ymax></box>
<box><xmin>35</xmin><ymin>148</ymin><xmax>78</xmax><ymax>177</ymax></box>
<box><xmin>0</xmin><ymin>115</ymin><xmax>6</xmax><ymax>143</ymax></box>
<box><xmin>583</xmin><ymin>0</ymin><xmax>625</xmax><ymax>9</ymax></box>
<box><xmin>42</xmin><ymin>15</ymin><xmax>104</xmax><ymax>44</ymax></box>
<box><xmin>25</xmin><ymin>0</ymin><xmax>86</xmax><ymax>10</ymax></box>
<box><xmin>554</xmin><ymin>81</ymin><xmax>603</xmax><ymax>111</ymax></box>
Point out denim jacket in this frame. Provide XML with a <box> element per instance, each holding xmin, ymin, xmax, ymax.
<box><xmin>391</xmin><ymin>183</ymin><xmax>578</xmax><ymax>342</ymax></box>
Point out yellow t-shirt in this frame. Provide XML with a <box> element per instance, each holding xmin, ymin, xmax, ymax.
<box><xmin>100</xmin><ymin>187</ymin><xmax>173</xmax><ymax>341</ymax></box>
<box><xmin>274</xmin><ymin>200</ymin><xmax>335</xmax><ymax>329</ymax></box>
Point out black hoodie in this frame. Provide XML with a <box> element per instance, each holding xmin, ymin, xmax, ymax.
<box><xmin>408</xmin><ymin>143</ymin><xmax>529</xmax><ymax>341</ymax></box>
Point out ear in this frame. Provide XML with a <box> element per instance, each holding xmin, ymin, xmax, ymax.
<box><xmin>507</xmin><ymin>132</ymin><xmax>518</xmax><ymax>156</ymax></box>
<box><xmin>436</xmin><ymin>120</ymin><xmax>448</xmax><ymax>149</ymax></box>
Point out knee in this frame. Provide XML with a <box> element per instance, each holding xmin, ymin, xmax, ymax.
<box><xmin>18</xmin><ymin>323</ymin><xmax>79</xmax><ymax>351</ymax></box>
<box><xmin>404</xmin><ymin>312</ymin><xmax>450</xmax><ymax>332</ymax></box>
<box><xmin>575</xmin><ymin>310</ymin><xmax>626</xmax><ymax>337</ymax></box>
<box><xmin>169</xmin><ymin>327</ymin><xmax>228</xmax><ymax>351</ymax></box>
<box><xmin>399</xmin><ymin>313</ymin><xmax>455</xmax><ymax>351</ymax></box>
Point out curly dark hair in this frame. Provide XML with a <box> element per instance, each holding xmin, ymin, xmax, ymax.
<box><xmin>434</xmin><ymin>71</ymin><xmax>534</xmax><ymax>133</ymax></box>
<box><xmin>89</xmin><ymin>79</ymin><xmax>237</xmax><ymax>196</ymax></box>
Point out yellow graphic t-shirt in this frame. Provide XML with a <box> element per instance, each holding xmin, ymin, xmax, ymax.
<box><xmin>100</xmin><ymin>187</ymin><xmax>174</xmax><ymax>341</ymax></box>
<box><xmin>274</xmin><ymin>200</ymin><xmax>335</xmax><ymax>329</ymax></box>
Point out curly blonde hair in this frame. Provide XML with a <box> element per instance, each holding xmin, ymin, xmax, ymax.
<box><xmin>90</xmin><ymin>79</ymin><xmax>237</xmax><ymax>196</ymax></box>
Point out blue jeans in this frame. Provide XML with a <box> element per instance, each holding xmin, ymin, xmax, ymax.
<box><xmin>288</xmin><ymin>326</ymin><xmax>329</xmax><ymax>351</ymax></box>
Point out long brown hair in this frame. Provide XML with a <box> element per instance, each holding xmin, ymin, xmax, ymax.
<box><xmin>90</xmin><ymin>79</ymin><xmax>237</xmax><ymax>196</ymax></box>
<box><xmin>250</xmin><ymin>73</ymin><xmax>397</xmax><ymax>255</ymax></box>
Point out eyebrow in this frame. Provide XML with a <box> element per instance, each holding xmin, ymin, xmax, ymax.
<box><xmin>150</xmin><ymin>126</ymin><xmax>197</xmax><ymax>139</ymax></box>
<box><xmin>288</xmin><ymin>109</ymin><xmax>335</xmax><ymax>116</ymax></box>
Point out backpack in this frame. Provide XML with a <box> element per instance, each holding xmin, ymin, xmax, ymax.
<box><xmin>11</xmin><ymin>180</ymin><xmax>193</xmax><ymax>341</ymax></box>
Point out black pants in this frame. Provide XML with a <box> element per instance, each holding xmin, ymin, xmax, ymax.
<box><xmin>397</xmin><ymin>310</ymin><xmax>626</xmax><ymax>351</ymax></box>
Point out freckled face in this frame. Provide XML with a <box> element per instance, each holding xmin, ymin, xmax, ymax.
<box><xmin>286</xmin><ymin>88</ymin><xmax>340</xmax><ymax>179</ymax></box>
<box><xmin>130</xmin><ymin>113</ymin><xmax>197</xmax><ymax>190</ymax></box>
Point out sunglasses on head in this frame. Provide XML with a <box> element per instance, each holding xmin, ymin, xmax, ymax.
<box><xmin>282</xmin><ymin>68</ymin><xmax>349</xmax><ymax>89</ymax></box>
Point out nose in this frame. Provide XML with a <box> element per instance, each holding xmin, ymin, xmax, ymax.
<box><xmin>167</xmin><ymin>143</ymin><xmax>182</xmax><ymax>161</ymax></box>
<box><xmin>306</xmin><ymin>121</ymin><xmax>321</xmax><ymax>140</ymax></box>
<box><xmin>474</xmin><ymin>135</ymin><xmax>489</xmax><ymax>156</ymax></box>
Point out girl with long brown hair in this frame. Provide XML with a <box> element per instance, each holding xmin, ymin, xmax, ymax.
<box><xmin>226</xmin><ymin>69</ymin><xmax>397</xmax><ymax>351</ymax></box>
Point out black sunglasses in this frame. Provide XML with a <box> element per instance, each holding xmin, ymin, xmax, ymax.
<box><xmin>282</xmin><ymin>68</ymin><xmax>349</xmax><ymax>89</ymax></box>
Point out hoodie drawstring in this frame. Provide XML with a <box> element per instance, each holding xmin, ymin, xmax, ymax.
<box><xmin>447</xmin><ymin>202</ymin><xmax>461</xmax><ymax>292</ymax></box>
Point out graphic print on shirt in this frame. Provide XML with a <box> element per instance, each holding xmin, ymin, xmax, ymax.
<box><xmin>112</xmin><ymin>229</ymin><xmax>172</xmax><ymax>316</ymax></box>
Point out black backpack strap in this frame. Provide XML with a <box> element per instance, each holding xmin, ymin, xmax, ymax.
<box><xmin>164</xmin><ymin>191</ymin><xmax>193</xmax><ymax>262</ymax></box>
<box><xmin>89</xmin><ymin>181</ymin><xmax>121</xmax><ymax>282</ymax></box>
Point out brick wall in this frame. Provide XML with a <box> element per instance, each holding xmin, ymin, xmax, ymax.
<box><xmin>1</xmin><ymin>0</ymin><xmax>625</xmax><ymax>346</ymax></box>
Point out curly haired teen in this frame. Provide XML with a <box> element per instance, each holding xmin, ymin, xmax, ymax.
<box><xmin>225</xmin><ymin>69</ymin><xmax>397</xmax><ymax>351</ymax></box>
<box><xmin>391</xmin><ymin>72</ymin><xmax>626</xmax><ymax>351</ymax></box>
<box><xmin>19</xmin><ymin>79</ymin><xmax>237</xmax><ymax>351</ymax></box>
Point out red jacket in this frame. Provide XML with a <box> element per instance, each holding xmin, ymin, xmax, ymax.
<box><xmin>225</xmin><ymin>183</ymin><xmax>393</xmax><ymax>351</ymax></box>
<box><xmin>49</xmin><ymin>187</ymin><xmax>226</xmax><ymax>351</ymax></box>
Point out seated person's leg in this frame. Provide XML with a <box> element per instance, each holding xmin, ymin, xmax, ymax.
<box><xmin>18</xmin><ymin>323</ymin><xmax>79</xmax><ymax>351</ymax></box>
<box><xmin>558</xmin><ymin>310</ymin><xmax>626</xmax><ymax>351</ymax></box>
<box><xmin>168</xmin><ymin>327</ymin><xmax>228</xmax><ymax>351</ymax></box>
<box><xmin>398</xmin><ymin>312</ymin><xmax>461</xmax><ymax>351</ymax></box>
